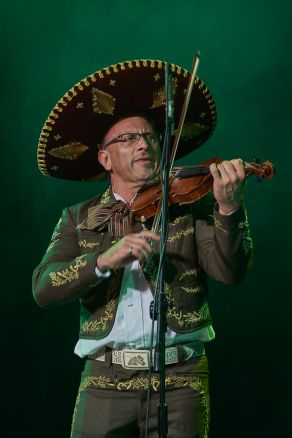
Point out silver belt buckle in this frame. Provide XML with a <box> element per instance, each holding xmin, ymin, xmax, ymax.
<box><xmin>165</xmin><ymin>347</ymin><xmax>179</xmax><ymax>364</ymax></box>
<box><xmin>121</xmin><ymin>349</ymin><xmax>150</xmax><ymax>370</ymax></box>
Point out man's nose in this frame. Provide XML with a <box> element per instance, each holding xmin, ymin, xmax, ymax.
<box><xmin>137</xmin><ymin>136</ymin><xmax>150</xmax><ymax>150</ymax></box>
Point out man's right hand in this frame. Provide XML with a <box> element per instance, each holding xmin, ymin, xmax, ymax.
<box><xmin>96</xmin><ymin>230</ymin><xmax>160</xmax><ymax>271</ymax></box>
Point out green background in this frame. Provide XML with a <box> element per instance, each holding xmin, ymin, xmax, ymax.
<box><xmin>2</xmin><ymin>1</ymin><xmax>291</xmax><ymax>436</ymax></box>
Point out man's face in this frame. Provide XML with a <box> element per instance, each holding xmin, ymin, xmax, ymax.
<box><xmin>98</xmin><ymin>116</ymin><xmax>161</xmax><ymax>188</ymax></box>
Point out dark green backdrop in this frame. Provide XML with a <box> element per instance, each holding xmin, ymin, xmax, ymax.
<box><xmin>1</xmin><ymin>1</ymin><xmax>291</xmax><ymax>437</ymax></box>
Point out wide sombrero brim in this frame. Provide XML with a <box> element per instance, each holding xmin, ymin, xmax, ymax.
<box><xmin>37</xmin><ymin>59</ymin><xmax>217</xmax><ymax>181</ymax></box>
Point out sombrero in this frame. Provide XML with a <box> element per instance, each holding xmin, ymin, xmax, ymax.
<box><xmin>37</xmin><ymin>59</ymin><xmax>217</xmax><ymax>181</ymax></box>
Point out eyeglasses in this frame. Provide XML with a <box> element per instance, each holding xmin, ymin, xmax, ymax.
<box><xmin>102</xmin><ymin>132</ymin><xmax>160</xmax><ymax>149</ymax></box>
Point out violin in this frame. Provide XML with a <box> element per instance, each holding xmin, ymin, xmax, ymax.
<box><xmin>131</xmin><ymin>54</ymin><xmax>275</xmax><ymax>232</ymax></box>
<box><xmin>131</xmin><ymin>157</ymin><xmax>275</xmax><ymax>220</ymax></box>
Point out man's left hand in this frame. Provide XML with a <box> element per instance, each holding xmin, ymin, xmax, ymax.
<box><xmin>209</xmin><ymin>158</ymin><xmax>246</xmax><ymax>215</ymax></box>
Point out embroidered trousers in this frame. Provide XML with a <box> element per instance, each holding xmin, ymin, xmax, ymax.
<box><xmin>70</xmin><ymin>354</ymin><xmax>209</xmax><ymax>438</ymax></box>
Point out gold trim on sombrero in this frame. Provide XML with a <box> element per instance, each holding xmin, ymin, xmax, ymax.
<box><xmin>37</xmin><ymin>59</ymin><xmax>217</xmax><ymax>181</ymax></box>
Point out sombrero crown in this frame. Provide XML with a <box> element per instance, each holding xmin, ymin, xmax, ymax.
<box><xmin>37</xmin><ymin>59</ymin><xmax>217</xmax><ymax>181</ymax></box>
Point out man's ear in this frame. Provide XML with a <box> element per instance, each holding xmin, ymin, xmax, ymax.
<box><xmin>98</xmin><ymin>149</ymin><xmax>112</xmax><ymax>171</ymax></box>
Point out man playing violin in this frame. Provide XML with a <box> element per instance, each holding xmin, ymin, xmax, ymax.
<box><xmin>33</xmin><ymin>60</ymin><xmax>253</xmax><ymax>438</ymax></box>
<box><xmin>96</xmin><ymin>115</ymin><xmax>246</xmax><ymax>271</ymax></box>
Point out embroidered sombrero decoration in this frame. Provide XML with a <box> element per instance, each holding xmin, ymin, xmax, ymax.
<box><xmin>37</xmin><ymin>59</ymin><xmax>217</xmax><ymax>181</ymax></box>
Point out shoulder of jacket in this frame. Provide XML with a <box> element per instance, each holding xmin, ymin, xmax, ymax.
<box><xmin>64</xmin><ymin>193</ymin><xmax>104</xmax><ymax>225</ymax></box>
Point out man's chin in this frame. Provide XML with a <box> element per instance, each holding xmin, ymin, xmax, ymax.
<box><xmin>135</xmin><ymin>168</ymin><xmax>155</xmax><ymax>181</ymax></box>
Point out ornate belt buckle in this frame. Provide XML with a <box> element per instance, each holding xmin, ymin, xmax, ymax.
<box><xmin>121</xmin><ymin>349</ymin><xmax>150</xmax><ymax>370</ymax></box>
<box><xmin>165</xmin><ymin>347</ymin><xmax>179</xmax><ymax>364</ymax></box>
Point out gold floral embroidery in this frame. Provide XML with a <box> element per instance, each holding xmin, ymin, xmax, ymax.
<box><xmin>181</xmin><ymin>286</ymin><xmax>201</xmax><ymax>294</ymax></box>
<box><xmin>79</xmin><ymin>240</ymin><xmax>99</xmax><ymax>249</ymax></box>
<box><xmin>213</xmin><ymin>217</ymin><xmax>227</xmax><ymax>233</ymax></box>
<box><xmin>71</xmin><ymin>374</ymin><xmax>208</xmax><ymax>436</ymax></box>
<box><xmin>167</xmin><ymin>226</ymin><xmax>194</xmax><ymax>244</ymax></box>
<box><xmin>169</xmin><ymin>215</ymin><xmax>188</xmax><ymax>226</ymax></box>
<box><xmin>238</xmin><ymin>217</ymin><xmax>253</xmax><ymax>254</ymax></box>
<box><xmin>150</xmin><ymin>279</ymin><xmax>167</xmax><ymax>293</ymax></box>
<box><xmin>213</xmin><ymin>212</ymin><xmax>253</xmax><ymax>256</ymax></box>
<box><xmin>116</xmin><ymin>375</ymin><xmax>203</xmax><ymax>392</ymax></box>
<box><xmin>150</xmin><ymin>281</ymin><xmax>207</xmax><ymax>327</ymax></box>
<box><xmin>180</xmin><ymin>268</ymin><xmax>198</xmax><ymax>280</ymax></box>
<box><xmin>80</xmin><ymin>298</ymin><xmax>116</xmax><ymax>335</ymax></box>
<box><xmin>149</xmin><ymin>80</ymin><xmax>177</xmax><ymax>110</ymax></box>
<box><xmin>51</xmin><ymin>218</ymin><xmax>62</xmax><ymax>239</ymax></box>
<box><xmin>76</xmin><ymin>374</ymin><xmax>203</xmax><ymax>392</ymax></box>
<box><xmin>149</xmin><ymin>86</ymin><xmax>165</xmax><ymax>108</ymax></box>
<box><xmin>48</xmin><ymin>141</ymin><xmax>88</xmax><ymax>160</ymax></box>
<box><xmin>100</xmin><ymin>187</ymin><xmax>111</xmax><ymax>204</ymax></box>
<box><xmin>49</xmin><ymin>255</ymin><xmax>87</xmax><ymax>287</ymax></box>
<box><xmin>46</xmin><ymin>219</ymin><xmax>62</xmax><ymax>253</ymax></box>
<box><xmin>201</xmin><ymin>377</ymin><xmax>210</xmax><ymax>438</ymax></box>
<box><xmin>242</xmin><ymin>235</ymin><xmax>253</xmax><ymax>254</ymax></box>
<box><xmin>167</xmin><ymin>291</ymin><xmax>208</xmax><ymax>327</ymax></box>
<box><xmin>46</xmin><ymin>237</ymin><xmax>60</xmax><ymax>252</ymax></box>
<box><xmin>238</xmin><ymin>219</ymin><xmax>249</xmax><ymax>229</ymax></box>
<box><xmin>81</xmin><ymin>376</ymin><xmax>114</xmax><ymax>391</ymax></box>
<box><xmin>175</xmin><ymin>121</ymin><xmax>208</xmax><ymax>140</ymax></box>
<box><xmin>92</xmin><ymin>88</ymin><xmax>116</xmax><ymax>115</ymax></box>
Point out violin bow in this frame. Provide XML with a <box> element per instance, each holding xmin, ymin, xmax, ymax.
<box><xmin>150</xmin><ymin>52</ymin><xmax>201</xmax><ymax>235</ymax></box>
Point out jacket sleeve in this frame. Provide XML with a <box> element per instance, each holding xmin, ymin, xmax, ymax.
<box><xmin>194</xmin><ymin>191</ymin><xmax>253</xmax><ymax>285</ymax></box>
<box><xmin>32</xmin><ymin>207</ymin><xmax>105</xmax><ymax>308</ymax></box>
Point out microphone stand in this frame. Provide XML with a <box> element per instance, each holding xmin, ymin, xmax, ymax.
<box><xmin>153</xmin><ymin>62</ymin><xmax>174</xmax><ymax>438</ymax></box>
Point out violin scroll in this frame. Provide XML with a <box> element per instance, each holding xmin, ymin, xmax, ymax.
<box><xmin>244</xmin><ymin>160</ymin><xmax>275</xmax><ymax>180</ymax></box>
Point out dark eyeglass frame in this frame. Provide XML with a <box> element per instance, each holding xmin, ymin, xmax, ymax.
<box><xmin>102</xmin><ymin>132</ymin><xmax>160</xmax><ymax>149</ymax></box>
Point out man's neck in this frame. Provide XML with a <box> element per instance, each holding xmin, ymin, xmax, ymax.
<box><xmin>110</xmin><ymin>182</ymin><xmax>140</xmax><ymax>204</ymax></box>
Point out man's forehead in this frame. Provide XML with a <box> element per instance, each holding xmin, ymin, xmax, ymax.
<box><xmin>105</xmin><ymin>116</ymin><xmax>153</xmax><ymax>138</ymax></box>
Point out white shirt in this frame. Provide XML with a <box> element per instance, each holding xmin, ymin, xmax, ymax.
<box><xmin>74</xmin><ymin>193</ymin><xmax>215</xmax><ymax>358</ymax></box>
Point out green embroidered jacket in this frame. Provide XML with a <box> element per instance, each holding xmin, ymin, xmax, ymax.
<box><xmin>32</xmin><ymin>190</ymin><xmax>253</xmax><ymax>339</ymax></box>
